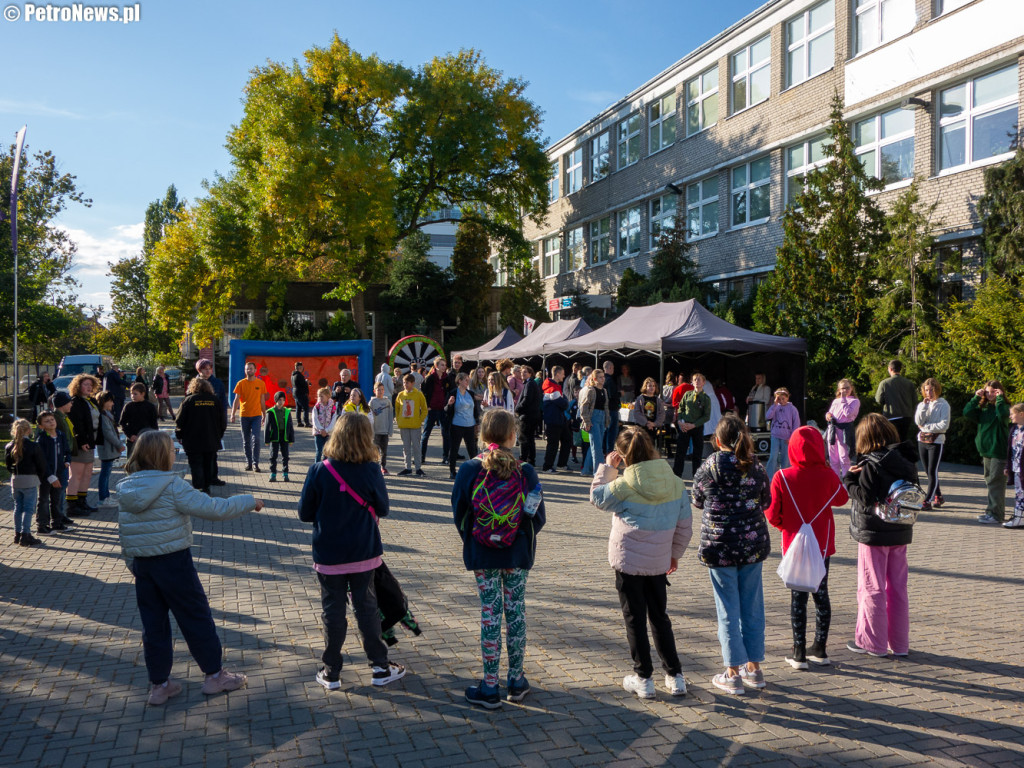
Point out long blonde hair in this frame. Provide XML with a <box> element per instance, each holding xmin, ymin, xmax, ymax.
<box><xmin>487</xmin><ymin>371</ymin><xmax>509</xmax><ymax>396</ymax></box>
<box><xmin>126</xmin><ymin>431</ymin><xmax>176</xmax><ymax>473</ymax></box>
<box><xmin>323</xmin><ymin>412</ymin><xmax>377</xmax><ymax>464</ymax></box>
<box><xmin>9</xmin><ymin>418</ymin><xmax>32</xmax><ymax>464</ymax></box>
<box><xmin>480</xmin><ymin>409</ymin><xmax>518</xmax><ymax>479</ymax></box>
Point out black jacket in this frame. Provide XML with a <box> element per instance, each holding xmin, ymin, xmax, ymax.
<box><xmin>515</xmin><ymin>378</ymin><xmax>543</xmax><ymax>421</ymax></box>
<box><xmin>4</xmin><ymin>439</ymin><xmax>49</xmax><ymax>484</ymax></box>
<box><xmin>175</xmin><ymin>393</ymin><xmax>227</xmax><ymax>453</ymax></box>
<box><xmin>28</xmin><ymin>378</ymin><xmax>56</xmax><ymax>406</ymax></box>
<box><xmin>69</xmin><ymin>396</ymin><xmax>104</xmax><ymax>449</ymax></box>
<box><xmin>119</xmin><ymin>400</ymin><xmax>159</xmax><ymax>439</ymax></box>
<box><xmin>843</xmin><ymin>442</ymin><xmax>919</xmax><ymax>547</ymax></box>
<box><xmin>291</xmin><ymin>370</ymin><xmax>310</xmax><ymax>398</ymax></box>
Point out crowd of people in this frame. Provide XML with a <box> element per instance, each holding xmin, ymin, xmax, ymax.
<box><xmin>5</xmin><ymin>352</ymin><xmax>1020</xmax><ymax>707</ymax></box>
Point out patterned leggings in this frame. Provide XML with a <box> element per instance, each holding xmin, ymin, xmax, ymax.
<box><xmin>474</xmin><ymin>569</ymin><xmax>528</xmax><ymax>687</ymax></box>
<box><xmin>791</xmin><ymin>557</ymin><xmax>831</xmax><ymax>648</ymax></box>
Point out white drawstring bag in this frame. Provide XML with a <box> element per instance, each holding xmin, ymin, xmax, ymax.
<box><xmin>776</xmin><ymin>472</ymin><xmax>838</xmax><ymax>593</ymax></box>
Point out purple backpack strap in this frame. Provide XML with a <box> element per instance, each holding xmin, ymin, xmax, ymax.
<box><xmin>321</xmin><ymin>460</ymin><xmax>377</xmax><ymax>521</ymax></box>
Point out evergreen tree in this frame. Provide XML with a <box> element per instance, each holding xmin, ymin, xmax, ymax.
<box><xmin>379</xmin><ymin>231</ymin><xmax>453</xmax><ymax>337</ymax></box>
<box><xmin>978</xmin><ymin>141</ymin><xmax>1024</xmax><ymax>278</ymax></box>
<box><xmin>615</xmin><ymin>217</ymin><xmax>700</xmax><ymax>311</ymax></box>
<box><xmin>449</xmin><ymin>219</ymin><xmax>495</xmax><ymax>332</ymax></box>
<box><xmin>498</xmin><ymin>242</ymin><xmax>549</xmax><ymax>330</ymax></box>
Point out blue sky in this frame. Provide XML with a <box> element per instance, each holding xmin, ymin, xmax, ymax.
<box><xmin>2</xmin><ymin>0</ymin><xmax>762</xmax><ymax>319</ymax></box>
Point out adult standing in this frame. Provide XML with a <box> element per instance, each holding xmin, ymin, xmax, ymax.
<box><xmin>673</xmin><ymin>373</ymin><xmax>711</xmax><ymax>480</ymax></box>
<box><xmin>603</xmin><ymin>361</ymin><xmax>621</xmax><ymax>454</ymax></box>
<box><xmin>580</xmin><ymin>369</ymin><xmax>610</xmax><ymax>476</ymax></box>
<box><xmin>176</xmin><ymin>378</ymin><xmax>226</xmax><ymax>494</ymax></box>
<box><xmin>420</xmin><ymin>358</ymin><xmax>453</xmax><ymax>465</ymax></box>
<box><xmin>963</xmin><ymin>380</ymin><xmax>1010</xmax><ymax>524</ymax></box>
<box><xmin>563</xmin><ymin>362</ymin><xmax>583</xmax><ymax>403</ymax></box>
<box><xmin>374</xmin><ymin>364</ymin><xmax>395</xmax><ymax>401</ymax></box>
<box><xmin>67</xmin><ymin>374</ymin><xmax>103</xmax><ymax>516</ymax></box>
<box><xmin>914</xmin><ymin>379</ymin><xmax>949</xmax><ymax>511</ymax></box>
<box><xmin>515</xmin><ymin>365</ymin><xmax>542</xmax><ymax>467</ymax></box>
<box><xmin>134</xmin><ymin>367</ymin><xmax>150</xmax><ymax>400</ymax></box>
<box><xmin>468</xmin><ymin>367</ymin><xmax>488</xmax><ymax>402</ymax></box>
<box><xmin>482</xmin><ymin>371</ymin><xmax>515</xmax><ymax>412</ymax></box>
<box><xmin>745</xmin><ymin>373</ymin><xmax>771</xmax><ymax>413</ymax></box>
<box><xmin>230</xmin><ymin>362</ymin><xmax>267</xmax><ymax>473</ymax></box>
<box><xmin>102</xmin><ymin>365</ymin><xmax>126</xmax><ymax>420</ymax></box>
<box><xmin>446</xmin><ymin>372</ymin><xmax>481</xmax><ymax>479</ymax></box>
<box><xmin>196</xmin><ymin>359</ymin><xmax>228</xmax><ymax>488</ymax></box>
<box><xmin>331</xmin><ymin>368</ymin><xmax>357</xmax><ymax>407</ymax></box>
<box><xmin>618</xmin><ymin>363</ymin><xmax>636</xmax><ymax>406</ymax></box>
<box><xmin>875</xmin><ymin>360</ymin><xmax>917</xmax><ymax>442</ymax></box>
<box><xmin>153</xmin><ymin>366</ymin><xmax>175</xmax><ymax>421</ymax></box>
<box><xmin>541</xmin><ymin>367</ymin><xmax>572</xmax><ymax>473</ymax></box>
<box><xmin>291</xmin><ymin>362</ymin><xmax>311</xmax><ymax>428</ymax></box>
<box><xmin>507</xmin><ymin>365</ymin><xmax>525</xmax><ymax>405</ymax></box>
<box><xmin>28</xmin><ymin>372</ymin><xmax>57</xmax><ymax>421</ymax></box>
<box><xmin>825</xmin><ymin>379</ymin><xmax>861</xmax><ymax>478</ymax></box>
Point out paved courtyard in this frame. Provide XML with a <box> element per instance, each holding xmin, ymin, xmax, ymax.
<box><xmin>1</xmin><ymin>421</ymin><xmax>1022</xmax><ymax>768</ymax></box>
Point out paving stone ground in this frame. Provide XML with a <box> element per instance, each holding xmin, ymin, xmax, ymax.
<box><xmin>1</xmin><ymin>414</ymin><xmax>1022</xmax><ymax>767</ymax></box>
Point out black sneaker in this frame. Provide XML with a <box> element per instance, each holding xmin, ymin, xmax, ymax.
<box><xmin>415</xmin><ymin>469</ymin><xmax>425</xmax><ymax>477</ymax></box>
<box><xmin>254</xmin><ymin>465</ymin><xmax>262</xmax><ymax>473</ymax></box>
<box><xmin>465</xmin><ymin>682</ymin><xmax>501</xmax><ymax>709</ymax></box>
<box><xmin>785</xmin><ymin>645</ymin><xmax>808</xmax><ymax>670</ymax></box>
<box><xmin>847</xmin><ymin>640</ymin><xmax>888</xmax><ymax>657</ymax></box>
<box><xmin>315</xmin><ymin>667</ymin><xmax>341</xmax><ymax>691</ymax></box>
<box><xmin>397</xmin><ymin>469</ymin><xmax>412</xmax><ymax>476</ymax></box>
<box><xmin>806</xmin><ymin>643</ymin><xmax>831</xmax><ymax>666</ymax></box>
<box><xmin>36</xmin><ymin>526</ymin><xmax>52</xmax><ymax>535</ymax></box>
<box><xmin>210</xmin><ymin>479</ymin><xmax>227</xmax><ymax>486</ymax></box>
<box><xmin>19</xmin><ymin>533</ymin><xmax>41</xmax><ymax>547</ymax></box>
<box><xmin>13</xmin><ymin>532</ymin><xmax>21</xmax><ymax>545</ymax></box>
<box><xmin>244</xmin><ymin>465</ymin><xmax>254</xmax><ymax>472</ymax></box>
<box><xmin>371</xmin><ymin>662</ymin><xmax>406</xmax><ymax>686</ymax></box>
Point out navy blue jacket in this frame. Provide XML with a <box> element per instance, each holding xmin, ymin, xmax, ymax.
<box><xmin>541</xmin><ymin>379</ymin><xmax>569</xmax><ymax>426</ymax></box>
<box><xmin>37</xmin><ymin>430</ymin><xmax>70</xmax><ymax>479</ymax></box>
<box><xmin>207</xmin><ymin>375</ymin><xmax>229</xmax><ymax>413</ymax></box>
<box><xmin>298</xmin><ymin>459</ymin><xmax>389</xmax><ymax>567</ymax></box>
<box><xmin>451</xmin><ymin>458</ymin><xmax>546</xmax><ymax>571</ymax></box>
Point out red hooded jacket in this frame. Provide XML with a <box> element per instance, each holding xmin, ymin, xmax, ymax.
<box><xmin>765</xmin><ymin>426</ymin><xmax>848</xmax><ymax>557</ymax></box>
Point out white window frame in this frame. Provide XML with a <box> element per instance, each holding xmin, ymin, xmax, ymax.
<box><xmin>617</xmin><ymin>206</ymin><xmax>642</xmax><ymax>259</ymax></box>
<box><xmin>547</xmin><ymin>160</ymin><xmax>559</xmax><ymax>202</ymax></box>
<box><xmin>650</xmin><ymin>194</ymin><xmax>678</xmax><ymax>244</ymax></box>
<box><xmin>938</xmin><ymin>65</ymin><xmax>1019</xmax><ymax>173</ymax></box>
<box><xmin>288</xmin><ymin>311</ymin><xmax>315</xmax><ymax>325</ymax></box>
<box><xmin>853</xmin><ymin>107</ymin><xmax>915</xmax><ymax>187</ymax></box>
<box><xmin>618</xmin><ymin>113</ymin><xmax>641</xmax><ymax>170</ymax></box>
<box><xmin>589</xmin><ymin>217</ymin><xmax>611</xmax><ymax>266</ymax></box>
<box><xmin>785</xmin><ymin>134</ymin><xmax>829</xmax><ymax>206</ymax></box>
<box><xmin>224</xmin><ymin>310</ymin><xmax>253</xmax><ymax>328</ymax></box>
<box><xmin>543</xmin><ymin>235</ymin><xmax>561</xmax><ymax>278</ymax></box>
<box><xmin>648</xmin><ymin>91</ymin><xmax>677</xmax><ymax>154</ymax></box>
<box><xmin>730</xmin><ymin>35</ymin><xmax>771</xmax><ymax>114</ymax></box>
<box><xmin>686</xmin><ymin>177</ymin><xmax>720</xmax><ymax>241</ymax></box>
<box><xmin>853</xmin><ymin>0</ymin><xmax>917</xmax><ymax>57</ymax></box>
<box><xmin>565</xmin><ymin>227</ymin><xmax>585</xmax><ymax>272</ymax></box>
<box><xmin>590</xmin><ymin>131</ymin><xmax>610</xmax><ymax>182</ymax></box>
<box><xmin>785</xmin><ymin>0</ymin><xmax>835</xmax><ymax>89</ymax></box>
<box><xmin>731</xmin><ymin>156</ymin><xmax>772</xmax><ymax>228</ymax></box>
<box><xmin>564</xmin><ymin>147</ymin><xmax>583</xmax><ymax>195</ymax></box>
<box><xmin>686</xmin><ymin>66</ymin><xmax>720</xmax><ymax>137</ymax></box>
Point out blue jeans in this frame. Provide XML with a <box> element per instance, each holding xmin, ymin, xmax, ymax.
<box><xmin>709</xmin><ymin>562</ymin><xmax>766</xmax><ymax>667</ymax></box>
<box><xmin>98</xmin><ymin>459</ymin><xmax>115</xmax><ymax>501</ymax></box>
<box><xmin>314</xmin><ymin>434</ymin><xmax>328</xmax><ymax>464</ymax></box>
<box><xmin>604</xmin><ymin>408</ymin><xmax>620</xmax><ymax>454</ymax></box>
<box><xmin>581</xmin><ymin>410</ymin><xmax>606</xmax><ymax>475</ymax></box>
<box><xmin>240</xmin><ymin>416</ymin><xmax>262</xmax><ymax>467</ymax></box>
<box><xmin>766</xmin><ymin>436</ymin><xmax>790</xmax><ymax>480</ymax></box>
<box><xmin>14</xmin><ymin>485</ymin><xmax>39</xmax><ymax>534</ymax></box>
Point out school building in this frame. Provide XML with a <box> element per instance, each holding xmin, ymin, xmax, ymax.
<box><xmin>521</xmin><ymin>0</ymin><xmax>1024</xmax><ymax>313</ymax></box>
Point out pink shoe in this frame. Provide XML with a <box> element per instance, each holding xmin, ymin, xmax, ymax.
<box><xmin>148</xmin><ymin>679</ymin><xmax>183</xmax><ymax>706</ymax></box>
<box><xmin>381</xmin><ymin>467</ymin><xmax>389</xmax><ymax>475</ymax></box>
<box><xmin>201</xmin><ymin>669</ymin><xmax>247</xmax><ymax>695</ymax></box>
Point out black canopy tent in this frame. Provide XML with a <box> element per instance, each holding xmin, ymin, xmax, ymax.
<box><xmin>465</xmin><ymin>318</ymin><xmax>593</xmax><ymax>363</ymax></box>
<box><xmin>453</xmin><ymin>326</ymin><xmax>523</xmax><ymax>363</ymax></box>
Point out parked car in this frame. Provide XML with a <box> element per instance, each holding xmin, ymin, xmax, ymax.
<box><xmin>53</xmin><ymin>375</ymin><xmax>75</xmax><ymax>395</ymax></box>
<box><xmin>56</xmin><ymin>354</ymin><xmax>113</xmax><ymax>379</ymax></box>
<box><xmin>164</xmin><ymin>367</ymin><xmax>183</xmax><ymax>391</ymax></box>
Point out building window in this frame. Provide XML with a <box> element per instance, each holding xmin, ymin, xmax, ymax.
<box><xmin>547</xmin><ymin>161</ymin><xmax>559</xmax><ymax>202</ymax></box>
<box><xmin>854</xmin><ymin>0</ymin><xmax>916</xmax><ymax>56</ymax></box>
<box><xmin>854</xmin><ymin>107</ymin><xmax>915</xmax><ymax>185</ymax></box>
<box><xmin>936</xmin><ymin>0</ymin><xmax>972</xmax><ymax>13</ymax></box>
<box><xmin>224</xmin><ymin>310</ymin><xmax>253</xmax><ymax>328</ymax></box>
<box><xmin>566</xmin><ymin>227</ymin><xmax>585</xmax><ymax>272</ymax></box>
<box><xmin>490</xmin><ymin>255</ymin><xmax>506</xmax><ymax>287</ymax></box>
<box><xmin>785</xmin><ymin>134</ymin><xmax>829</xmax><ymax>204</ymax></box>
<box><xmin>731</xmin><ymin>156</ymin><xmax>771</xmax><ymax>227</ymax></box>
<box><xmin>618</xmin><ymin>113</ymin><xmax>641</xmax><ymax>169</ymax></box>
<box><xmin>786</xmin><ymin>0</ymin><xmax>835</xmax><ymax>88</ymax></box>
<box><xmin>936</xmin><ymin>243</ymin><xmax>965</xmax><ymax>303</ymax></box>
<box><xmin>590</xmin><ymin>217</ymin><xmax>611</xmax><ymax>265</ymax></box>
<box><xmin>650</xmin><ymin>194</ymin><xmax>678</xmax><ymax>243</ymax></box>
<box><xmin>649</xmin><ymin>91</ymin><xmax>677</xmax><ymax>153</ymax></box>
<box><xmin>731</xmin><ymin>35</ymin><xmax>771</xmax><ymax>113</ymax></box>
<box><xmin>590</xmin><ymin>132</ymin><xmax>610</xmax><ymax>182</ymax></box>
<box><xmin>564</xmin><ymin>147</ymin><xmax>583</xmax><ymax>195</ymax></box>
<box><xmin>618</xmin><ymin>206</ymin><xmax>642</xmax><ymax>258</ymax></box>
<box><xmin>939</xmin><ymin>65</ymin><xmax>1018</xmax><ymax>172</ymax></box>
<box><xmin>686</xmin><ymin>177</ymin><xmax>720</xmax><ymax>239</ymax></box>
<box><xmin>288</xmin><ymin>311</ymin><xmax>315</xmax><ymax>325</ymax></box>
<box><xmin>543</xmin><ymin>236</ymin><xmax>561</xmax><ymax>277</ymax></box>
<box><xmin>686</xmin><ymin>67</ymin><xmax>719</xmax><ymax>136</ymax></box>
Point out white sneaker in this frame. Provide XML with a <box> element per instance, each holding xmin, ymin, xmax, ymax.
<box><xmin>1003</xmin><ymin>517</ymin><xmax>1024</xmax><ymax>528</ymax></box>
<box><xmin>623</xmin><ymin>674</ymin><xmax>655</xmax><ymax>699</ymax></box>
<box><xmin>977</xmin><ymin>514</ymin><xmax>998</xmax><ymax>524</ymax></box>
<box><xmin>371</xmin><ymin>662</ymin><xmax>406</xmax><ymax>686</ymax></box>
<box><xmin>665</xmin><ymin>673</ymin><xmax>687</xmax><ymax>696</ymax></box>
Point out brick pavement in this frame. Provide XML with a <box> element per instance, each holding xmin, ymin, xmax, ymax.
<box><xmin>1</xmin><ymin>422</ymin><xmax>1022</xmax><ymax>767</ymax></box>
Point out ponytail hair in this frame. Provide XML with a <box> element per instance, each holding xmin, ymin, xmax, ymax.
<box><xmin>614</xmin><ymin>426</ymin><xmax>659</xmax><ymax>466</ymax></box>
<box><xmin>715</xmin><ymin>414</ymin><xmax>755</xmax><ymax>474</ymax></box>
<box><xmin>9</xmin><ymin>418</ymin><xmax>32</xmax><ymax>464</ymax></box>
<box><xmin>479</xmin><ymin>409</ymin><xmax>518</xmax><ymax>479</ymax></box>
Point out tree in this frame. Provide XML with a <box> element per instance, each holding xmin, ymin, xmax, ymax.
<box><xmin>498</xmin><ymin>243</ymin><xmax>549</xmax><ymax>330</ymax></box>
<box><xmin>615</xmin><ymin>218</ymin><xmax>700</xmax><ymax>311</ymax></box>
<box><xmin>0</xmin><ymin>143</ymin><xmax>92</xmax><ymax>359</ymax></box>
<box><xmin>753</xmin><ymin>93</ymin><xmax>888</xmax><ymax>404</ymax></box>
<box><xmin>449</xmin><ymin>220</ymin><xmax>495</xmax><ymax>332</ymax></box>
<box><xmin>978</xmin><ymin>141</ymin><xmax>1024</xmax><ymax>278</ymax></box>
<box><xmin>144</xmin><ymin>185</ymin><xmax>184</xmax><ymax>258</ymax></box>
<box><xmin>378</xmin><ymin>231</ymin><xmax>454</xmax><ymax>337</ymax></box>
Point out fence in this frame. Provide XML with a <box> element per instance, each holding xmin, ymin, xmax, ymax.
<box><xmin>0</xmin><ymin>362</ymin><xmax>59</xmax><ymax>406</ymax></box>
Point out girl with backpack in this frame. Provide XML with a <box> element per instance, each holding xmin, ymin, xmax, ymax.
<box><xmin>451</xmin><ymin>408</ymin><xmax>546</xmax><ymax>709</ymax></box>
<box><xmin>590</xmin><ymin>427</ymin><xmax>692</xmax><ymax>699</ymax></box>
<box><xmin>843</xmin><ymin>413</ymin><xmax>919</xmax><ymax>657</ymax></box>
<box><xmin>765</xmin><ymin>427</ymin><xmax>848</xmax><ymax>670</ymax></box>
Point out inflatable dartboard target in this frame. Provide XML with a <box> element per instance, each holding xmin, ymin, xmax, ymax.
<box><xmin>388</xmin><ymin>335</ymin><xmax>445</xmax><ymax>374</ymax></box>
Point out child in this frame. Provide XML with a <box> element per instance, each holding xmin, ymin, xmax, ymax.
<box><xmin>591</xmin><ymin>427</ymin><xmax>691</xmax><ymax>699</ymax></box>
<box><xmin>394</xmin><ymin>374</ymin><xmax>427</xmax><ymax>477</ymax></box>
<box><xmin>5</xmin><ymin>419</ymin><xmax>49</xmax><ymax>546</ymax></box>
<box><xmin>765</xmin><ymin>387</ymin><xmax>800</xmax><ymax>480</ymax></box>
<box><xmin>825</xmin><ymin>379</ymin><xmax>860</xmax><ymax>478</ymax></box>
<box><xmin>264</xmin><ymin>391</ymin><xmax>295</xmax><ymax>482</ymax></box>
<box><xmin>36</xmin><ymin>411</ymin><xmax>73</xmax><ymax>531</ymax></box>
<box><xmin>691</xmin><ymin>414</ymin><xmax>771</xmax><ymax>695</ymax></box>
<box><xmin>118</xmin><ymin>431</ymin><xmax>262</xmax><ymax>705</ymax></box>
<box><xmin>765</xmin><ymin>426</ymin><xmax>849</xmax><ymax>669</ymax></box>
<box><xmin>119</xmin><ymin>382</ymin><xmax>159</xmax><ymax>459</ymax></box>
<box><xmin>451</xmin><ymin>409</ymin><xmax>546</xmax><ymax>708</ymax></box>
<box><xmin>311</xmin><ymin>387</ymin><xmax>338</xmax><ymax>464</ymax></box>
<box><xmin>1004</xmin><ymin>404</ymin><xmax>1024</xmax><ymax>528</ymax></box>
<box><xmin>369</xmin><ymin>382</ymin><xmax>394</xmax><ymax>475</ymax></box>
<box><xmin>344</xmin><ymin>388</ymin><xmax>369</xmax><ymax>414</ymax></box>
<box><xmin>672</xmin><ymin>372</ymin><xmax>711</xmax><ymax>480</ymax></box>
<box><xmin>97</xmin><ymin>391</ymin><xmax>127</xmax><ymax>509</ymax></box>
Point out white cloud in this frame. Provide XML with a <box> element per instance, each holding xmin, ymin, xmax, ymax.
<box><xmin>63</xmin><ymin>222</ymin><xmax>144</xmax><ymax>277</ymax></box>
<box><xmin>0</xmin><ymin>99</ymin><xmax>85</xmax><ymax>120</ymax></box>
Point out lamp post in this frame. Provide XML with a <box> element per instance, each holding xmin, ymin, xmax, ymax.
<box><xmin>10</xmin><ymin>125</ymin><xmax>27</xmax><ymax>418</ymax></box>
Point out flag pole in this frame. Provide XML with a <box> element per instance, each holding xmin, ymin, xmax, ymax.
<box><xmin>10</xmin><ymin>125</ymin><xmax>27</xmax><ymax>418</ymax></box>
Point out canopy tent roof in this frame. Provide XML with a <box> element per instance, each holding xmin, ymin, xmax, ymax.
<box><xmin>541</xmin><ymin>300</ymin><xmax>806</xmax><ymax>356</ymax></box>
<box><xmin>488</xmin><ymin>318</ymin><xmax>594</xmax><ymax>360</ymax></box>
<box><xmin>453</xmin><ymin>326</ymin><xmax>523</xmax><ymax>362</ymax></box>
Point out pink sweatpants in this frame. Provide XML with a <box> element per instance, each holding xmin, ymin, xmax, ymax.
<box><xmin>855</xmin><ymin>543</ymin><xmax>909</xmax><ymax>655</ymax></box>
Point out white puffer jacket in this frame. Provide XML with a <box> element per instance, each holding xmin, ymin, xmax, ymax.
<box><xmin>117</xmin><ymin>470</ymin><xmax>256</xmax><ymax>558</ymax></box>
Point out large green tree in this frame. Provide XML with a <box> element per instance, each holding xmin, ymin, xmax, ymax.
<box><xmin>449</xmin><ymin>220</ymin><xmax>495</xmax><ymax>332</ymax></box>
<box><xmin>378</xmin><ymin>231</ymin><xmax>454</xmax><ymax>338</ymax></box>
<box><xmin>616</xmin><ymin>217</ymin><xmax>700</xmax><ymax>311</ymax></box>
<box><xmin>978</xmin><ymin>141</ymin><xmax>1024</xmax><ymax>278</ymax></box>
<box><xmin>0</xmin><ymin>143</ymin><xmax>92</xmax><ymax>360</ymax></box>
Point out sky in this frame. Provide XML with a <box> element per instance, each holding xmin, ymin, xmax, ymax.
<box><xmin>2</xmin><ymin>0</ymin><xmax>764</xmax><ymax>321</ymax></box>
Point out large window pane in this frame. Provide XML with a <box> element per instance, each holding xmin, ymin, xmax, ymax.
<box><xmin>974</xmin><ymin>66</ymin><xmax>1017</xmax><ymax>106</ymax></box>
<box><xmin>972</xmin><ymin>105</ymin><xmax>1017</xmax><ymax>162</ymax></box>
<box><xmin>750</xmin><ymin>67</ymin><xmax>770</xmax><ymax>105</ymax></box>
<box><xmin>880</xmin><ymin>137</ymin><xmax>913</xmax><ymax>183</ymax></box>
<box><xmin>939</xmin><ymin>84</ymin><xmax>966</xmax><ymax>118</ymax></box>
<box><xmin>940</xmin><ymin>123</ymin><xmax>966</xmax><ymax>169</ymax></box>
<box><xmin>810</xmin><ymin>0</ymin><xmax>834</xmax><ymax>31</ymax></box>
<box><xmin>704</xmin><ymin>94</ymin><xmax>719</xmax><ymax>126</ymax></box>
<box><xmin>751</xmin><ymin>157</ymin><xmax>771</xmax><ymax>183</ymax></box>
<box><xmin>859</xmin><ymin>148</ymin><xmax>877</xmax><ymax>178</ymax></box>
<box><xmin>881</xmin><ymin>108</ymin><xmax>913</xmax><ymax>138</ymax></box>
<box><xmin>808</xmin><ymin>32</ymin><xmax>833</xmax><ymax>75</ymax></box>
<box><xmin>750</xmin><ymin>186</ymin><xmax>770</xmax><ymax>221</ymax></box>
<box><xmin>702</xmin><ymin>201</ymin><xmax>718</xmax><ymax>235</ymax></box>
